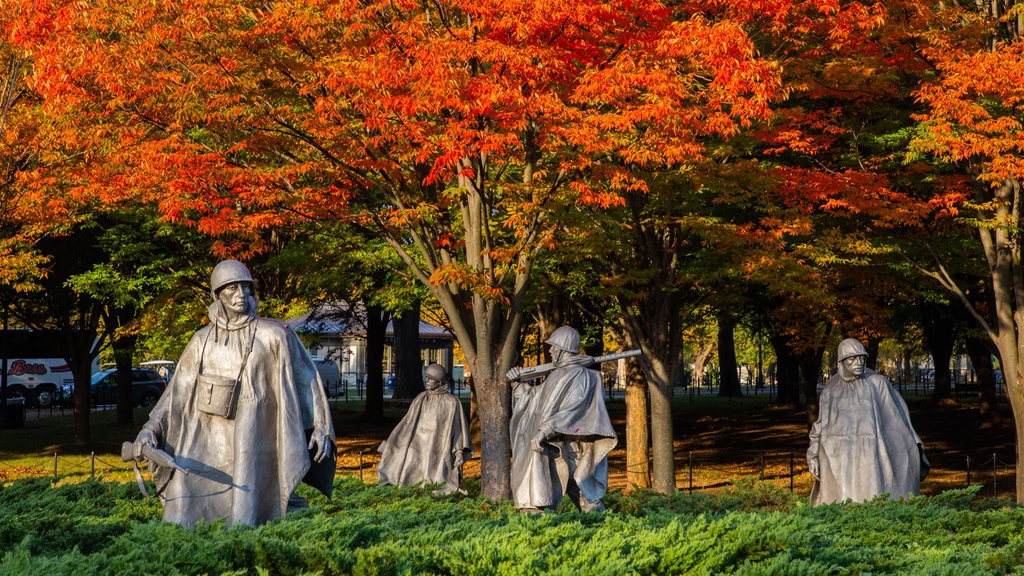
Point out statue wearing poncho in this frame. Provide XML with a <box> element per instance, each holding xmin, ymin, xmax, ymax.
<box><xmin>132</xmin><ymin>260</ymin><xmax>335</xmax><ymax>527</ymax></box>
<box><xmin>507</xmin><ymin>326</ymin><xmax>617</xmax><ymax>513</ymax></box>
<box><xmin>807</xmin><ymin>338</ymin><xmax>928</xmax><ymax>505</ymax></box>
<box><xmin>376</xmin><ymin>363</ymin><xmax>472</xmax><ymax>494</ymax></box>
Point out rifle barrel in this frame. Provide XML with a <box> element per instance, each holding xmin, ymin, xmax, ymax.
<box><xmin>512</xmin><ymin>349</ymin><xmax>641</xmax><ymax>381</ymax></box>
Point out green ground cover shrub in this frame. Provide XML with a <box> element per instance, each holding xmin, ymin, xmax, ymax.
<box><xmin>3</xmin><ymin>476</ymin><xmax>1024</xmax><ymax>575</ymax></box>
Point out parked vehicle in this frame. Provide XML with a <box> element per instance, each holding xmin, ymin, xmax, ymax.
<box><xmin>311</xmin><ymin>356</ymin><xmax>343</xmax><ymax>397</ymax></box>
<box><xmin>0</xmin><ymin>329</ymin><xmax>99</xmax><ymax>409</ymax></box>
<box><xmin>140</xmin><ymin>360</ymin><xmax>175</xmax><ymax>379</ymax></box>
<box><xmin>90</xmin><ymin>367</ymin><xmax>167</xmax><ymax>407</ymax></box>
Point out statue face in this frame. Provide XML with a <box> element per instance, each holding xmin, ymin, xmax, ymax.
<box><xmin>425</xmin><ymin>376</ymin><xmax>446</xmax><ymax>393</ymax></box>
<box><xmin>548</xmin><ymin>344</ymin><xmax>564</xmax><ymax>363</ymax></box>
<box><xmin>217</xmin><ymin>281</ymin><xmax>253</xmax><ymax>318</ymax></box>
<box><xmin>842</xmin><ymin>355</ymin><xmax>866</xmax><ymax>378</ymax></box>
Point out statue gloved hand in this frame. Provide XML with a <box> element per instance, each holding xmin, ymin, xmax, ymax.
<box><xmin>530</xmin><ymin>433</ymin><xmax>546</xmax><ymax>453</ymax></box>
<box><xmin>308</xmin><ymin>427</ymin><xmax>335</xmax><ymax>463</ymax></box>
<box><xmin>133</xmin><ymin>425</ymin><xmax>160</xmax><ymax>461</ymax></box>
<box><xmin>808</xmin><ymin>457</ymin><xmax>819</xmax><ymax>481</ymax></box>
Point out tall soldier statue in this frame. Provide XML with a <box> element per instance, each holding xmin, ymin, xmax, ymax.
<box><xmin>130</xmin><ymin>260</ymin><xmax>336</xmax><ymax>527</ymax></box>
<box><xmin>807</xmin><ymin>338</ymin><xmax>928</xmax><ymax>504</ymax></box>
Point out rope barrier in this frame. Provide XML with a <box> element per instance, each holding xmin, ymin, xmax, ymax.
<box><xmin>1</xmin><ymin>449</ymin><xmax>371</xmax><ymax>483</ymax></box>
<box><xmin>0</xmin><ymin>449</ymin><xmax>1017</xmax><ymax>498</ymax></box>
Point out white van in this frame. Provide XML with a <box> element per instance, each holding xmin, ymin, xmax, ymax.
<box><xmin>1</xmin><ymin>330</ymin><xmax>99</xmax><ymax>408</ymax></box>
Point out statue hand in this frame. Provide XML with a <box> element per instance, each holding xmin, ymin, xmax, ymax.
<box><xmin>505</xmin><ymin>367</ymin><xmax>523</xmax><ymax>381</ymax></box>
<box><xmin>309</xmin><ymin>428</ymin><xmax>335</xmax><ymax>463</ymax></box>
<box><xmin>133</xmin><ymin>428</ymin><xmax>158</xmax><ymax>461</ymax></box>
<box><xmin>808</xmin><ymin>458</ymin><xmax>819</xmax><ymax>480</ymax></box>
<box><xmin>531</xmin><ymin>432</ymin><xmax>548</xmax><ymax>454</ymax></box>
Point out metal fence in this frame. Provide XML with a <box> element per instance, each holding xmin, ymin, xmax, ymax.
<box><xmin>1</xmin><ymin>447</ymin><xmax>1015</xmax><ymax>502</ymax></box>
<box><xmin>674</xmin><ymin>449</ymin><xmax>1016</xmax><ymax>500</ymax></box>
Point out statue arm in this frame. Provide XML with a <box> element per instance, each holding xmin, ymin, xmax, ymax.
<box><xmin>806</xmin><ymin>387</ymin><xmax>829</xmax><ymax>480</ymax></box>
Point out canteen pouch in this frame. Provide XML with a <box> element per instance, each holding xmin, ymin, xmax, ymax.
<box><xmin>195</xmin><ymin>374</ymin><xmax>240</xmax><ymax>419</ymax></box>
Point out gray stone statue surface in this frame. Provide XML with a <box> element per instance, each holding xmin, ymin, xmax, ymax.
<box><xmin>131</xmin><ymin>260</ymin><xmax>336</xmax><ymax>527</ymax></box>
<box><xmin>376</xmin><ymin>363</ymin><xmax>472</xmax><ymax>494</ymax></box>
<box><xmin>506</xmin><ymin>326</ymin><xmax>617</xmax><ymax>513</ymax></box>
<box><xmin>807</xmin><ymin>338</ymin><xmax>928</xmax><ymax>505</ymax></box>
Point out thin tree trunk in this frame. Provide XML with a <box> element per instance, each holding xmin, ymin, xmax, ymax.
<box><xmin>800</xmin><ymin>347</ymin><xmax>824</xmax><ymax>426</ymax></box>
<box><xmin>770</xmin><ymin>335</ymin><xmax>801</xmax><ymax>407</ymax></box>
<box><xmin>68</xmin><ymin>329</ymin><xmax>99</xmax><ymax>447</ymax></box>
<box><xmin>692</xmin><ymin>342</ymin><xmax>713</xmax><ymax>390</ymax></box>
<box><xmin>920</xmin><ymin>301</ymin><xmax>957</xmax><ymax>400</ymax></box>
<box><xmin>717</xmin><ymin>313</ymin><xmax>742</xmax><ymax>398</ymax></box>
<box><xmin>392</xmin><ymin>301</ymin><xmax>423</xmax><ymax>399</ymax></box>
<box><xmin>363</xmin><ymin>305</ymin><xmax>389</xmax><ymax>421</ymax></box>
<box><xmin>624</xmin><ymin>357</ymin><xmax>650</xmax><ymax>491</ymax></box>
<box><xmin>965</xmin><ymin>335</ymin><xmax>1001</xmax><ymax>425</ymax></box>
<box><xmin>113</xmin><ymin>334</ymin><xmax>137</xmax><ymax>426</ymax></box>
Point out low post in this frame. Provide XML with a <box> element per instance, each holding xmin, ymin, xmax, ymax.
<box><xmin>359</xmin><ymin>451</ymin><xmax>364</xmax><ymax>482</ymax></box>
<box><xmin>789</xmin><ymin>452</ymin><xmax>794</xmax><ymax>492</ymax></box>
<box><xmin>759</xmin><ymin>452</ymin><xmax>765</xmax><ymax>480</ymax></box>
<box><xmin>53</xmin><ymin>452</ymin><xmax>58</xmax><ymax>481</ymax></box>
<box><xmin>993</xmin><ymin>452</ymin><xmax>997</xmax><ymax>498</ymax></box>
<box><xmin>90</xmin><ymin>452</ymin><xmax>95</xmax><ymax>478</ymax></box>
<box><xmin>688</xmin><ymin>451</ymin><xmax>693</xmax><ymax>495</ymax></box>
<box><xmin>966</xmin><ymin>455</ymin><xmax>971</xmax><ymax>487</ymax></box>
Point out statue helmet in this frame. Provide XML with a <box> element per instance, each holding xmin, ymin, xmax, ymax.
<box><xmin>210</xmin><ymin>259</ymin><xmax>255</xmax><ymax>297</ymax></box>
<box><xmin>424</xmin><ymin>363</ymin><xmax>447</xmax><ymax>383</ymax></box>
<box><xmin>837</xmin><ymin>338</ymin><xmax>868</xmax><ymax>361</ymax></box>
<box><xmin>545</xmin><ymin>326</ymin><xmax>581</xmax><ymax>354</ymax></box>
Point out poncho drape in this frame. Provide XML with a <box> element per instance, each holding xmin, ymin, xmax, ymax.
<box><xmin>147</xmin><ymin>299</ymin><xmax>335</xmax><ymax>527</ymax></box>
<box><xmin>376</xmin><ymin>384</ymin><xmax>472</xmax><ymax>494</ymax></box>
<box><xmin>510</xmin><ymin>357</ymin><xmax>617</xmax><ymax>511</ymax></box>
<box><xmin>808</xmin><ymin>367</ymin><xmax>924</xmax><ymax>505</ymax></box>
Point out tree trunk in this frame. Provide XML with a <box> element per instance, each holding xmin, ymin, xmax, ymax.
<box><xmin>113</xmin><ymin>334</ymin><xmax>137</xmax><ymax>426</ymax></box>
<box><xmin>800</xmin><ymin>347</ymin><xmax>824</xmax><ymax>426</ymax></box>
<box><xmin>624</xmin><ymin>357</ymin><xmax>650</xmax><ymax>491</ymax></box>
<box><xmin>963</xmin><ymin>176</ymin><xmax>1024</xmax><ymax>501</ymax></box>
<box><xmin>617</xmin><ymin>299</ymin><xmax>680</xmax><ymax>495</ymax></box>
<box><xmin>691</xmin><ymin>342</ymin><xmax>713</xmax><ymax>391</ymax></box>
<box><xmin>965</xmin><ymin>335</ymin><xmax>1000</xmax><ymax>425</ymax></box>
<box><xmin>476</xmin><ymin>370</ymin><xmax>512</xmax><ymax>500</ymax></box>
<box><xmin>392</xmin><ymin>301</ymin><xmax>423</xmax><ymax>400</ymax></box>
<box><xmin>67</xmin><ymin>329</ymin><xmax>100</xmax><ymax>447</ymax></box>
<box><xmin>717</xmin><ymin>313</ymin><xmax>742</xmax><ymax>398</ymax></box>
<box><xmin>363</xmin><ymin>304</ymin><xmax>389</xmax><ymax>421</ymax></box>
<box><xmin>770</xmin><ymin>335</ymin><xmax>802</xmax><ymax>407</ymax></box>
<box><xmin>919</xmin><ymin>301</ymin><xmax>957</xmax><ymax>400</ymax></box>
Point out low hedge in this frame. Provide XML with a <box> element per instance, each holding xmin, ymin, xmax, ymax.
<box><xmin>2</xmin><ymin>476</ymin><xmax>1022</xmax><ymax>575</ymax></box>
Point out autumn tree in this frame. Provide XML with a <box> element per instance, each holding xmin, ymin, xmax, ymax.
<box><xmin>0</xmin><ymin>4</ymin><xmax>54</xmax><ymax>293</ymax></box>
<box><xmin>910</xmin><ymin>0</ymin><xmax>1024</xmax><ymax>501</ymax></box>
<box><xmin>20</xmin><ymin>0</ymin><xmax>788</xmax><ymax>498</ymax></box>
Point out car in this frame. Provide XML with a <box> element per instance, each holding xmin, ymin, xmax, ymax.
<box><xmin>90</xmin><ymin>367</ymin><xmax>167</xmax><ymax>407</ymax></box>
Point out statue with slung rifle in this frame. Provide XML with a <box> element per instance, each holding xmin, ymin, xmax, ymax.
<box><xmin>128</xmin><ymin>260</ymin><xmax>336</xmax><ymax>527</ymax></box>
<box><xmin>506</xmin><ymin>326</ymin><xmax>637</xmax><ymax>514</ymax></box>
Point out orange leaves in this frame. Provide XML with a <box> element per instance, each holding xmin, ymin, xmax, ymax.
<box><xmin>768</xmin><ymin>166</ymin><xmax>942</xmax><ymax>232</ymax></box>
<box><xmin>428</xmin><ymin>262</ymin><xmax>509</xmax><ymax>304</ymax></box>
<box><xmin>8</xmin><ymin>0</ymin><xmax>787</xmax><ymax>303</ymax></box>
<box><xmin>570</xmin><ymin>181</ymin><xmax>629</xmax><ymax>208</ymax></box>
<box><xmin>912</xmin><ymin>21</ymin><xmax>1024</xmax><ymax>184</ymax></box>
